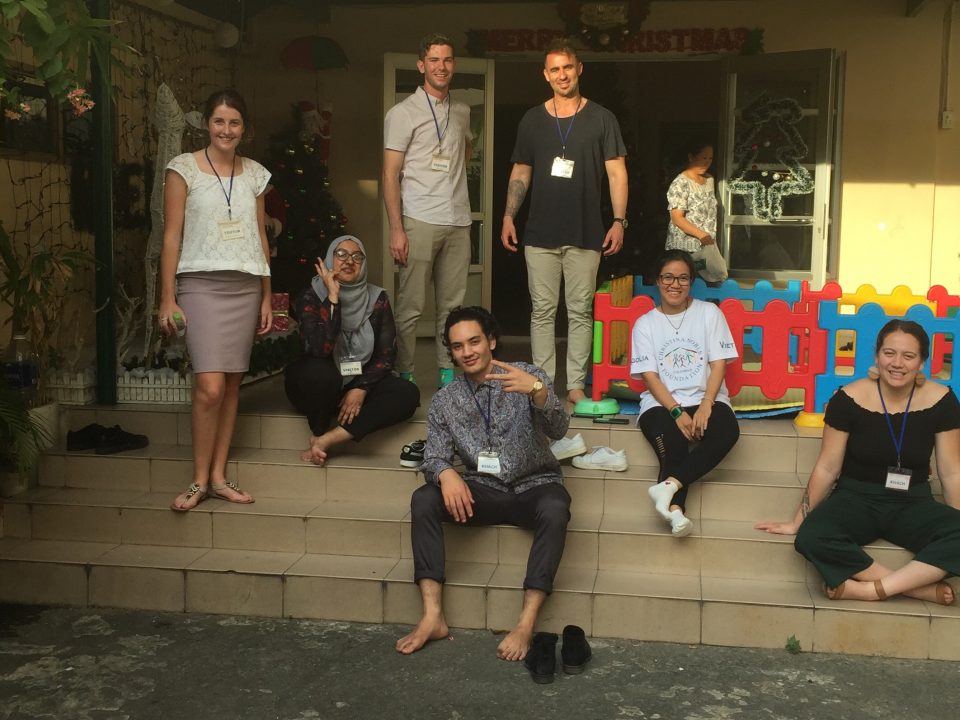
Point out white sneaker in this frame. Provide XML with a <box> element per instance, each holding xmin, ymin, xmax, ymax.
<box><xmin>648</xmin><ymin>480</ymin><xmax>679</xmax><ymax>521</ymax></box>
<box><xmin>551</xmin><ymin>434</ymin><xmax>587</xmax><ymax>461</ymax></box>
<box><xmin>572</xmin><ymin>446</ymin><xmax>628</xmax><ymax>472</ymax></box>
<box><xmin>670</xmin><ymin>509</ymin><xmax>693</xmax><ymax>538</ymax></box>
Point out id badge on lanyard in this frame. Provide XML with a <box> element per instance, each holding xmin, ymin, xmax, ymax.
<box><xmin>340</xmin><ymin>359</ymin><xmax>362</xmax><ymax>376</ymax></box>
<box><xmin>477</xmin><ymin>450</ymin><xmax>501</xmax><ymax>475</ymax></box>
<box><xmin>551</xmin><ymin>157</ymin><xmax>574</xmax><ymax>178</ymax></box>
<box><xmin>878</xmin><ymin>380</ymin><xmax>915</xmax><ymax>492</ymax></box>
<box><xmin>431</xmin><ymin>153</ymin><xmax>451</xmax><ymax>173</ymax></box>
<box><xmin>218</xmin><ymin>220</ymin><xmax>244</xmax><ymax>242</ymax></box>
<box><xmin>340</xmin><ymin>332</ymin><xmax>363</xmax><ymax>376</ymax></box>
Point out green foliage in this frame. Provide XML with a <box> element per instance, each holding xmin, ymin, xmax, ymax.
<box><xmin>0</xmin><ymin>221</ymin><xmax>93</xmax><ymax>360</ymax></box>
<box><xmin>0</xmin><ymin>0</ymin><xmax>134</xmax><ymax>108</ymax></box>
<box><xmin>785</xmin><ymin>634</ymin><xmax>802</xmax><ymax>654</ymax></box>
<box><xmin>0</xmin><ymin>378</ymin><xmax>51</xmax><ymax>475</ymax></box>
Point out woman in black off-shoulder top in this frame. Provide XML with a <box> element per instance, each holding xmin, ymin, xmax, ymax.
<box><xmin>757</xmin><ymin>319</ymin><xmax>960</xmax><ymax>605</ymax></box>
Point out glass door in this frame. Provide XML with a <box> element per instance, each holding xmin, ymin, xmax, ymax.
<box><xmin>718</xmin><ymin>49</ymin><xmax>842</xmax><ymax>284</ymax></box>
<box><xmin>381</xmin><ymin>53</ymin><xmax>495</xmax><ymax>334</ymax></box>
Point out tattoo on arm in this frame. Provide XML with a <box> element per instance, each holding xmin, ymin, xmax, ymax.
<box><xmin>800</xmin><ymin>490</ymin><xmax>811</xmax><ymax>519</ymax></box>
<box><xmin>504</xmin><ymin>179</ymin><xmax>528</xmax><ymax>218</ymax></box>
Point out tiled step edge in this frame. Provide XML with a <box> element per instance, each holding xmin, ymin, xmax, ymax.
<box><xmin>0</xmin><ymin>538</ymin><xmax>956</xmax><ymax>661</ymax></box>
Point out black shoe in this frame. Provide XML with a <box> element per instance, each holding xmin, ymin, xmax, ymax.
<box><xmin>95</xmin><ymin>425</ymin><xmax>149</xmax><ymax>455</ymax></box>
<box><xmin>561</xmin><ymin>624</ymin><xmax>591</xmax><ymax>674</ymax></box>
<box><xmin>66</xmin><ymin>423</ymin><xmax>106</xmax><ymax>451</ymax></box>
<box><xmin>523</xmin><ymin>631</ymin><xmax>557</xmax><ymax>684</ymax></box>
<box><xmin>400</xmin><ymin>439</ymin><xmax>425</xmax><ymax>468</ymax></box>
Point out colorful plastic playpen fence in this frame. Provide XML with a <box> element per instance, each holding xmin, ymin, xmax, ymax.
<box><xmin>592</xmin><ymin>278</ymin><xmax>960</xmax><ymax>425</ymax></box>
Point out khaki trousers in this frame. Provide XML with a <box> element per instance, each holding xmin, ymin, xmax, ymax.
<box><xmin>524</xmin><ymin>245</ymin><xmax>601</xmax><ymax>390</ymax></box>
<box><xmin>395</xmin><ymin>216</ymin><xmax>471</xmax><ymax>373</ymax></box>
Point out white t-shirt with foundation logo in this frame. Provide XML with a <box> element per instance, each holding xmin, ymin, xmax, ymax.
<box><xmin>629</xmin><ymin>299</ymin><xmax>738</xmax><ymax>415</ymax></box>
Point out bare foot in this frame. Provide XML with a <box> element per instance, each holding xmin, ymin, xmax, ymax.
<box><xmin>496</xmin><ymin>626</ymin><xmax>533</xmax><ymax>661</ymax></box>
<box><xmin>904</xmin><ymin>581</ymin><xmax>956</xmax><ymax>605</ymax></box>
<box><xmin>396</xmin><ymin>614</ymin><xmax>449</xmax><ymax>655</ymax></box>
<box><xmin>300</xmin><ymin>436</ymin><xmax>327</xmax><ymax>466</ymax></box>
<box><xmin>567</xmin><ymin>389</ymin><xmax>587</xmax><ymax>404</ymax></box>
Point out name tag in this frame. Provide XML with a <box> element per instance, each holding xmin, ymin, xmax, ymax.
<box><xmin>218</xmin><ymin>220</ymin><xmax>244</xmax><ymax>242</ymax></box>
<box><xmin>551</xmin><ymin>156</ymin><xmax>575</xmax><ymax>178</ymax></box>
<box><xmin>340</xmin><ymin>360</ymin><xmax>362</xmax><ymax>376</ymax></box>
<box><xmin>477</xmin><ymin>451</ymin><xmax>501</xmax><ymax>475</ymax></box>
<box><xmin>885</xmin><ymin>467</ymin><xmax>911</xmax><ymax>492</ymax></box>
<box><xmin>431</xmin><ymin>153</ymin><xmax>451</xmax><ymax>172</ymax></box>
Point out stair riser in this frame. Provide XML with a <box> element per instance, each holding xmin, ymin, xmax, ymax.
<box><xmin>4</xmin><ymin>501</ymin><xmax>919</xmax><ymax>584</ymax></box>
<box><xmin>39</xmin><ymin>454</ymin><xmax>809</xmax><ymax>526</ymax></box>
<box><xmin>2</xmin><ymin>560</ymin><xmax>952</xmax><ymax>661</ymax></box>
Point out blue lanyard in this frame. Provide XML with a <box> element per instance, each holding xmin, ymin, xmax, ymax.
<box><xmin>877</xmin><ymin>380</ymin><xmax>914</xmax><ymax>470</ymax></box>
<box><xmin>552</xmin><ymin>96</ymin><xmax>582</xmax><ymax>158</ymax></box>
<box><xmin>469</xmin><ymin>382</ymin><xmax>492</xmax><ymax>431</ymax></box>
<box><xmin>205</xmin><ymin>147</ymin><xmax>236</xmax><ymax>220</ymax></box>
<box><xmin>425</xmin><ymin>90</ymin><xmax>450</xmax><ymax>151</ymax></box>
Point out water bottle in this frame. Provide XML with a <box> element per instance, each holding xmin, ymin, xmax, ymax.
<box><xmin>2</xmin><ymin>333</ymin><xmax>39</xmax><ymax>407</ymax></box>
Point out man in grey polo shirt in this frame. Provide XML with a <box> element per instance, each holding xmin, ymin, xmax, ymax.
<box><xmin>383</xmin><ymin>32</ymin><xmax>473</xmax><ymax>389</ymax></box>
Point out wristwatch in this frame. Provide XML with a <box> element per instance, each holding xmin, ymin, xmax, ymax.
<box><xmin>669</xmin><ymin>405</ymin><xmax>683</xmax><ymax>420</ymax></box>
<box><xmin>613</xmin><ymin>217</ymin><xmax>628</xmax><ymax>229</ymax></box>
<box><xmin>529</xmin><ymin>380</ymin><xmax>544</xmax><ymax>396</ymax></box>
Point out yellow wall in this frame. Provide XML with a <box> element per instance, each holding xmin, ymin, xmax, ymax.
<box><xmin>242</xmin><ymin>0</ymin><xmax>959</xmax><ymax>295</ymax></box>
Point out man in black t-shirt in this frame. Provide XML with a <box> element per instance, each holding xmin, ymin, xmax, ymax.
<box><xmin>501</xmin><ymin>38</ymin><xmax>627</xmax><ymax>405</ymax></box>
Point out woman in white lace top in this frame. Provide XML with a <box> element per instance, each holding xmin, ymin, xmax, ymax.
<box><xmin>159</xmin><ymin>89</ymin><xmax>272</xmax><ymax>511</ymax></box>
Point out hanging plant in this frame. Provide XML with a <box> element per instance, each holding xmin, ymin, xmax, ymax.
<box><xmin>0</xmin><ymin>0</ymin><xmax>135</xmax><ymax>116</ymax></box>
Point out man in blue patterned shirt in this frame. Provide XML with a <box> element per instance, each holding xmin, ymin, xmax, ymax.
<box><xmin>396</xmin><ymin>306</ymin><xmax>571</xmax><ymax>661</ymax></box>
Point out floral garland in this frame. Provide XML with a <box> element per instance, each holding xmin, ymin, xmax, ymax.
<box><xmin>557</xmin><ymin>1</ymin><xmax>651</xmax><ymax>51</ymax></box>
<box><xmin>727</xmin><ymin>93</ymin><xmax>814</xmax><ymax>220</ymax></box>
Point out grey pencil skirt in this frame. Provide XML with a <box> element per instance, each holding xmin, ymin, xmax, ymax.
<box><xmin>177</xmin><ymin>271</ymin><xmax>262</xmax><ymax>373</ymax></box>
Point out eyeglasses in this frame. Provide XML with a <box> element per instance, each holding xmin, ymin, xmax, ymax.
<box><xmin>333</xmin><ymin>249</ymin><xmax>365</xmax><ymax>263</ymax></box>
<box><xmin>659</xmin><ymin>274</ymin><xmax>691</xmax><ymax>286</ymax></box>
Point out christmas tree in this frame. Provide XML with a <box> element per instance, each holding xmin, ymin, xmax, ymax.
<box><xmin>265</xmin><ymin>101</ymin><xmax>347</xmax><ymax>295</ymax></box>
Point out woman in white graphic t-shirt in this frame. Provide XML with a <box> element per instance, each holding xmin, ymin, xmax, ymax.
<box><xmin>630</xmin><ymin>250</ymin><xmax>740</xmax><ymax>537</ymax></box>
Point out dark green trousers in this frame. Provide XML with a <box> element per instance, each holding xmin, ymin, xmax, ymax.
<box><xmin>794</xmin><ymin>476</ymin><xmax>960</xmax><ymax>588</ymax></box>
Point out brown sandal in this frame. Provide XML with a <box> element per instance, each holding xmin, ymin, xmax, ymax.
<box><xmin>824</xmin><ymin>581</ymin><xmax>845</xmax><ymax>600</ymax></box>
<box><xmin>170</xmin><ymin>483</ymin><xmax>207</xmax><ymax>512</ymax></box>
<box><xmin>874</xmin><ymin>579</ymin><xmax>888</xmax><ymax>600</ymax></box>
<box><xmin>209</xmin><ymin>480</ymin><xmax>255</xmax><ymax>504</ymax></box>
<box><xmin>935</xmin><ymin>581</ymin><xmax>955</xmax><ymax>606</ymax></box>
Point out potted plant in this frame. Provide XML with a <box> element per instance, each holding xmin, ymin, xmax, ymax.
<box><xmin>0</xmin><ymin>379</ymin><xmax>52</xmax><ymax>496</ymax></box>
<box><xmin>0</xmin><ymin>221</ymin><xmax>93</xmax><ymax>398</ymax></box>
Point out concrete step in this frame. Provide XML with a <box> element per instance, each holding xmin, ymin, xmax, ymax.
<box><xmin>37</xmin><ymin>442</ymin><xmax>823</xmax><ymax>514</ymax></box>
<box><xmin>58</xmin><ymin>405</ymin><xmax>821</xmax><ymax>474</ymax></box>
<box><xmin>1</xmin><ymin>486</ymin><xmax>921</xmax><ymax>585</ymax></box>
<box><xmin>0</xmin><ymin>537</ymin><xmax>955</xmax><ymax>661</ymax></box>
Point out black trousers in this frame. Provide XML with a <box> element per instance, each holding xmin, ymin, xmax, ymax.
<box><xmin>795</xmin><ymin>476</ymin><xmax>960</xmax><ymax>588</ymax></box>
<box><xmin>638</xmin><ymin>402</ymin><xmax>740</xmax><ymax>511</ymax></box>
<box><xmin>410</xmin><ymin>479</ymin><xmax>571</xmax><ymax>593</ymax></box>
<box><xmin>283</xmin><ymin>356</ymin><xmax>419</xmax><ymax>440</ymax></box>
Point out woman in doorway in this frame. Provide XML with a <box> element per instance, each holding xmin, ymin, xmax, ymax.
<box><xmin>284</xmin><ymin>235</ymin><xmax>420</xmax><ymax>466</ymax></box>
<box><xmin>757</xmin><ymin>320</ymin><xmax>960</xmax><ymax>605</ymax></box>
<box><xmin>665</xmin><ymin>140</ymin><xmax>727</xmax><ymax>283</ymax></box>
<box><xmin>160</xmin><ymin>89</ymin><xmax>272</xmax><ymax>511</ymax></box>
<box><xmin>630</xmin><ymin>250</ymin><xmax>740</xmax><ymax>537</ymax></box>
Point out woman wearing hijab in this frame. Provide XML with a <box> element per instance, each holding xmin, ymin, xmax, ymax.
<box><xmin>284</xmin><ymin>235</ymin><xmax>420</xmax><ymax>465</ymax></box>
